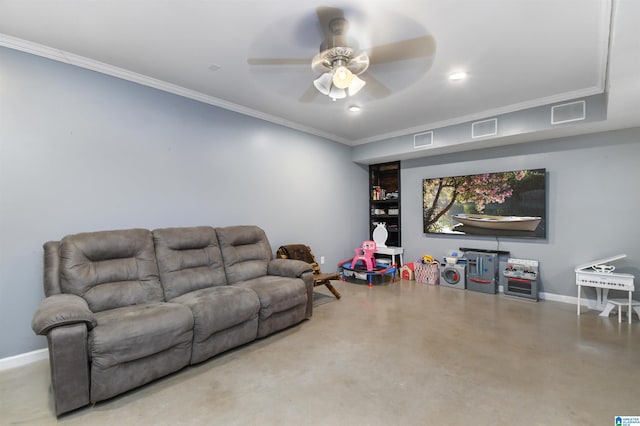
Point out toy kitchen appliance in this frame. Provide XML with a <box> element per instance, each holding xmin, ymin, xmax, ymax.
<box><xmin>440</xmin><ymin>250</ymin><xmax>466</xmax><ymax>290</ymax></box>
<box><xmin>503</xmin><ymin>258</ymin><xmax>539</xmax><ymax>301</ymax></box>
<box><xmin>465</xmin><ymin>250</ymin><xmax>498</xmax><ymax>294</ymax></box>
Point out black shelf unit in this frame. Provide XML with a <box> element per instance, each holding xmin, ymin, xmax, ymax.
<box><xmin>369</xmin><ymin>161</ymin><xmax>401</xmax><ymax>247</ymax></box>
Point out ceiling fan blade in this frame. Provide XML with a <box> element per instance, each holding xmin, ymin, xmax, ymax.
<box><xmin>367</xmin><ymin>35</ymin><xmax>436</xmax><ymax>65</ymax></box>
<box><xmin>361</xmin><ymin>72</ymin><xmax>392</xmax><ymax>99</ymax></box>
<box><xmin>247</xmin><ymin>58</ymin><xmax>310</xmax><ymax>65</ymax></box>
<box><xmin>299</xmin><ymin>84</ymin><xmax>320</xmax><ymax>102</ymax></box>
<box><xmin>347</xmin><ymin>51</ymin><xmax>370</xmax><ymax>75</ymax></box>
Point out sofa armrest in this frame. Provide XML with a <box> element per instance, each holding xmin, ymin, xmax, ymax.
<box><xmin>268</xmin><ymin>258</ymin><xmax>313</xmax><ymax>278</ymax></box>
<box><xmin>47</xmin><ymin>323</ymin><xmax>91</xmax><ymax>415</ymax></box>
<box><xmin>32</xmin><ymin>294</ymin><xmax>96</xmax><ymax>336</ymax></box>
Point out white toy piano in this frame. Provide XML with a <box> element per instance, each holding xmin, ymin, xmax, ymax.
<box><xmin>575</xmin><ymin>254</ymin><xmax>638</xmax><ymax>323</ymax></box>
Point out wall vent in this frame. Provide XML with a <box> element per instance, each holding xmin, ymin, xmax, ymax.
<box><xmin>471</xmin><ymin>118</ymin><xmax>498</xmax><ymax>139</ymax></box>
<box><xmin>413</xmin><ymin>131</ymin><xmax>433</xmax><ymax>149</ymax></box>
<box><xmin>551</xmin><ymin>100</ymin><xmax>586</xmax><ymax>124</ymax></box>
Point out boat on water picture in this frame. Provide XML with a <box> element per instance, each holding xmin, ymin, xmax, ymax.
<box><xmin>423</xmin><ymin>168</ymin><xmax>546</xmax><ymax>239</ymax></box>
<box><xmin>452</xmin><ymin>214</ymin><xmax>541</xmax><ymax>232</ymax></box>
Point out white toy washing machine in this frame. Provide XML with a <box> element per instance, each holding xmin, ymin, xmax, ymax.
<box><xmin>440</xmin><ymin>262</ymin><xmax>466</xmax><ymax>290</ymax></box>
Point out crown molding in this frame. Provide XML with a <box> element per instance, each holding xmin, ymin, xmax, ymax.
<box><xmin>0</xmin><ymin>34</ymin><xmax>350</xmax><ymax>145</ymax></box>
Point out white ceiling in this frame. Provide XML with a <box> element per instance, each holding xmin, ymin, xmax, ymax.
<box><xmin>1</xmin><ymin>0</ymin><xmax>639</xmax><ymax>148</ymax></box>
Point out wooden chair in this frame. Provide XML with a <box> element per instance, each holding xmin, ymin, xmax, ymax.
<box><xmin>276</xmin><ymin>244</ymin><xmax>341</xmax><ymax>299</ymax></box>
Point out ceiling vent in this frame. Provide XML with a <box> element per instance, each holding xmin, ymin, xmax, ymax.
<box><xmin>413</xmin><ymin>131</ymin><xmax>434</xmax><ymax>149</ymax></box>
<box><xmin>471</xmin><ymin>118</ymin><xmax>498</xmax><ymax>139</ymax></box>
<box><xmin>551</xmin><ymin>100</ymin><xmax>586</xmax><ymax>124</ymax></box>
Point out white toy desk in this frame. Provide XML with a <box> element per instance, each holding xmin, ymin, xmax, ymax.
<box><xmin>375</xmin><ymin>246</ymin><xmax>404</xmax><ymax>267</ymax></box>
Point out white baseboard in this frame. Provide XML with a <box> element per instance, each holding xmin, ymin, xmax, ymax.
<box><xmin>0</xmin><ymin>348</ymin><xmax>48</xmax><ymax>372</ymax></box>
<box><xmin>540</xmin><ymin>291</ymin><xmax>597</xmax><ymax>309</ymax></box>
<box><xmin>498</xmin><ymin>285</ymin><xmax>597</xmax><ymax>308</ymax></box>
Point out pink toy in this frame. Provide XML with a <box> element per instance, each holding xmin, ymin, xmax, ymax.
<box><xmin>350</xmin><ymin>240</ymin><xmax>377</xmax><ymax>271</ymax></box>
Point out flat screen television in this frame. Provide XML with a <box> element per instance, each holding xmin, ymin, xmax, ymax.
<box><xmin>423</xmin><ymin>168</ymin><xmax>546</xmax><ymax>239</ymax></box>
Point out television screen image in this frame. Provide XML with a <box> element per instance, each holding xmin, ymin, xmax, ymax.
<box><xmin>423</xmin><ymin>168</ymin><xmax>546</xmax><ymax>239</ymax></box>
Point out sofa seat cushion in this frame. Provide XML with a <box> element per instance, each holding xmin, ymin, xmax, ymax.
<box><xmin>90</xmin><ymin>302</ymin><xmax>194</xmax><ymax>369</ymax></box>
<box><xmin>233</xmin><ymin>275</ymin><xmax>307</xmax><ymax>321</ymax></box>
<box><xmin>171</xmin><ymin>286</ymin><xmax>259</xmax><ymax>344</ymax></box>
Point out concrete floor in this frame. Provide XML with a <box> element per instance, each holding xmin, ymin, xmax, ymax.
<box><xmin>1</xmin><ymin>279</ymin><xmax>639</xmax><ymax>425</ymax></box>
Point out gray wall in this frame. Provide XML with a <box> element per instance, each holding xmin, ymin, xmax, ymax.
<box><xmin>2</xmin><ymin>44</ymin><xmax>639</xmax><ymax>360</ymax></box>
<box><xmin>0</xmin><ymin>47</ymin><xmax>368</xmax><ymax>358</ymax></box>
<box><xmin>400</xmin><ymin>128</ymin><xmax>640</xmax><ymax>298</ymax></box>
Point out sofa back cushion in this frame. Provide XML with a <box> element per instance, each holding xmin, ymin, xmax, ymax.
<box><xmin>153</xmin><ymin>226</ymin><xmax>227</xmax><ymax>300</ymax></box>
<box><xmin>216</xmin><ymin>226</ymin><xmax>272</xmax><ymax>284</ymax></box>
<box><xmin>59</xmin><ymin>229</ymin><xmax>163</xmax><ymax>312</ymax></box>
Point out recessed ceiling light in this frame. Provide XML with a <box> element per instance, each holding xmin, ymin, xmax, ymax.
<box><xmin>449</xmin><ymin>71</ymin><xmax>467</xmax><ymax>81</ymax></box>
<box><xmin>348</xmin><ymin>105</ymin><xmax>361</xmax><ymax>112</ymax></box>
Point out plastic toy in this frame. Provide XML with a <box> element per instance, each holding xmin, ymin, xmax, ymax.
<box><xmin>421</xmin><ymin>254</ymin><xmax>434</xmax><ymax>264</ymax></box>
<box><xmin>338</xmin><ymin>240</ymin><xmax>398</xmax><ymax>287</ymax></box>
<box><xmin>350</xmin><ymin>240</ymin><xmax>377</xmax><ymax>271</ymax></box>
<box><xmin>339</xmin><ymin>259</ymin><xmax>397</xmax><ymax>287</ymax></box>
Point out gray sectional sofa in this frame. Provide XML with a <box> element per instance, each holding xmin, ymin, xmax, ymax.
<box><xmin>31</xmin><ymin>225</ymin><xmax>314</xmax><ymax>416</ymax></box>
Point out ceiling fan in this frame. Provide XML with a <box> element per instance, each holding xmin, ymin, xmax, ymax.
<box><xmin>248</xmin><ymin>7</ymin><xmax>436</xmax><ymax>102</ymax></box>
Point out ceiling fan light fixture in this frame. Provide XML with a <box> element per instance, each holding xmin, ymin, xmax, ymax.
<box><xmin>347</xmin><ymin>74</ymin><xmax>366</xmax><ymax>96</ymax></box>
<box><xmin>328</xmin><ymin>85</ymin><xmax>347</xmax><ymax>100</ymax></box>
<box><xmin>313</xmin><ymin>69</ymin><xmax>357</xmax><ymax>99</ymax></box>
<box><xmin>313</xmin><ymin>72</ymin><xmax>333</xmax><ymax>95</ymax></box>
<box><xmin>332</xmin><ymin>66</ymin><xmax>353</xmax><ymax>89</ymax></box>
